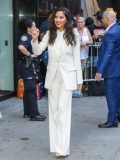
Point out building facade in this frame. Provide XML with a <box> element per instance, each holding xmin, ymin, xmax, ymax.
<box><xmin>0</xmin><ymin>0</ymin><xmax>119</xmax><ymax>101</ymax></box>
<box><xmin>0</xmin><ymin>0</ymin><xmax>81</xmax><ymax>101</ymax></box>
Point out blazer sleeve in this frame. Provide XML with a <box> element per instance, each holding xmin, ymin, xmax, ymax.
<box><xmin>31</xmin><ymin>31</ymin><xmax>49</xmax><ymax>56</ymax></box>
<box><xmin>97</xmin><ymin>33</ymin><xmax>115</xmax><ymax>74</ymax></box>
<box><xmin>73</xmin><ymin>34</ymin><xmax>83</xmax><ymax>84</ymax></box>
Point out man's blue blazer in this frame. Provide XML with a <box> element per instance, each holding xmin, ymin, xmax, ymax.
<box><xmin>97</xmin><ymin>23</ymin><xmax>120</xmax><ymax>78</ymax></box>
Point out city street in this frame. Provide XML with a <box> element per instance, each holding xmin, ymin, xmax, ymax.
<box><xmin>0</xmin><ymin>96</ymin><xmax>120</xmax><ymax>160</ymax></box>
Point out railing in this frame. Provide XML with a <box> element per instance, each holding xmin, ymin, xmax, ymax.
<box><xmin>83</xmin><ymin>43</ymin><xmax>103</xmax><ymax>82</ymax></box>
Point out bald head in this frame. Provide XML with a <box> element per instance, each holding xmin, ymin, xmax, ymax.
<box><xmin>103</xmin><ymin>11</ymin><xmax>116</xmax><ymax>21</ymax></box>
<box><xmin>102</xmin><ymin>10</ymin><xmax>116</xmax><ymax>27</ymax></box>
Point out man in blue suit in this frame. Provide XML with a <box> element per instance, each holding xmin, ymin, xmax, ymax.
<box><xmin>95</xmin><ymin>10</ymin><xmax>120</xmax><ymax>128</ymax></box>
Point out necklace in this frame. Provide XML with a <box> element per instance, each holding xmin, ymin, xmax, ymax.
<box><xmin>77</xmin><ymin>28</ymin><xmax>83</xmax><ymax>42</ymax></box>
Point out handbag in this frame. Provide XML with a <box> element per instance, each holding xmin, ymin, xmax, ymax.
<box><xmin>17</xmin><ymin>79</ymin><xmax>41</xmax><ymax>99</ymax></box>
<box><xmin>87</xmin><ymin>81</ymin><xmax>104</xmax><ymax>96</ymax></box>
<box><xmin>72</xmin><ymin>90</ymin><xmax>82</xmax><ymax>98</ymax></box>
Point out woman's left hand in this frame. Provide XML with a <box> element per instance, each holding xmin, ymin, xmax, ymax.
<box><xmin>77</xmin><ymin>84</ymin><xmax>82</xmax><ymax>91</ymax></box>
<box><xmin>81</xmin><ymin>42</ymin><xmax>86</xmax><ymax>47</ymax></box>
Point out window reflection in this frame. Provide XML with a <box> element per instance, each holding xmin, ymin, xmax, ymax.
<box><xmin>39</xmin><ymin>0</ymin><xmax>64</xmax><ymax>16</ymax></box>
<box><xmin>39</xmin><ymin>0</ymin><xmax>81</xmax><ymax>25</ymax></box>
<box><xmin>67</xmin><ymin>0</ymin><xmax>81</xmax><ymax>14</ymax></box>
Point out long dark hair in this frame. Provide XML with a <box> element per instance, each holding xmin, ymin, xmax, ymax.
<box><xmin>49</xmin><ymin>7</ymin><xmax>76</xmax><ymax>46</ymax></box>
<box><xmin>18</xmin><ymin>18</ymin><xmax>34</xmax><ymax>33</ymax></box>
<box><xmin>85</xmin><ymin>17</ymin><xmax>94</xmax><ymax>27</ymax></box>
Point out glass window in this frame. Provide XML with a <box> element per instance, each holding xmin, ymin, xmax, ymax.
<box><xmin>39</xmin><ymin>0</ymin><xmax>65</xmax><ymax>25</ymax></box>
<box><xmin>67</xmin><ymin>0</ymin><xmax>81</xmax><ymax>15</ymax></box>
<box><xmin>19</xmin><ymin>0</ymin><xmax>36</xmax><ymax>20</ymax></box>
<box><xmin>0</xmin><ymin>0</ymin><xmax>14</xmax><ymax>96</ymax></box>
<box><xmin>38</xmin><ymin>0</ymin><xmax>81</xmax><ymax>24</ymax></box>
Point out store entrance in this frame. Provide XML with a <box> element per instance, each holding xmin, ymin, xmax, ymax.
<box><xmin>0</xmin><ymin>0</ymin><xmax>14</xmax><ymax>97</ymax></box>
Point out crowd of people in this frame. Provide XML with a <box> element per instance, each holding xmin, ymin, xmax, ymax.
<box><xmin>17</xmin><ymin>6</ymin><xmax>120</xmax><ymax>157</ymax></box>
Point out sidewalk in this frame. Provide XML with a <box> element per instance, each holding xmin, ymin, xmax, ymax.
<box><xmin>0</xmin><ymin>96</ymin><xmax>120</xmax><ymax>160</ymax></box>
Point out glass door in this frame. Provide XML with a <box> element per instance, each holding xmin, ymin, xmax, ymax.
<box><xmin>0</xmin><ymin>0</ymin><xmax>14</xmax><ymax>96</ymax></box>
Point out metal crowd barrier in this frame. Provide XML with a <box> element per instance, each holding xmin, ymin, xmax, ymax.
<box><xmin>83</xmin><ymin>43</ymin><xmax>102</xmax><ymax>82</ymax></box>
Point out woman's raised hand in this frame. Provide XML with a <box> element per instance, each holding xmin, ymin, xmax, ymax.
<box><xmin>32</xmin><ymin>28</ymin><xmax>39</xmax><ymax>43</ymax></box>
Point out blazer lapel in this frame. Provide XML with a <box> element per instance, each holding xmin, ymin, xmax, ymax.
<box><xmin>51</xmin><ymin>41</ymin><xmax>59</xmax><ymax>60</ymax></box>
<box><xmin>57</xmin><ymin>39</ymin><xmax>67</xmax><ymax>59</ymax></box>
<box><xmin>53</xmin><ymin>37</ymin><xmax>67</xmax><ymax>59</ymax></box>
<box><xmin>52</xmin><ymin>30</ymin><xmax>67</xmax><ymax>59</ymax></box>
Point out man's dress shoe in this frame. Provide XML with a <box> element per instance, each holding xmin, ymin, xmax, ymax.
<box><xmin>30</xmin><ymin>115</ymin><xmax>46</xmax><ymax>121</ymax></box>
<box><xmin>23</xmin><ymin>115</ymin><xmax>30</xmax><ymax>118</ymax></box>
<box><xmin>117</xmin><ymin>117</ymin><xmax>120</xmax><ymax>122</ymax></box>
<box><xmin>98</xmin><ymin>122</ymin><xmax>118</xmax><ymax>128</ymax></box>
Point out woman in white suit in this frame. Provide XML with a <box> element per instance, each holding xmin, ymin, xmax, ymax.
<box><xmin>31</xmin><ymin>7</ymin><xmax>83</xmax><ymax>157</ymax></box>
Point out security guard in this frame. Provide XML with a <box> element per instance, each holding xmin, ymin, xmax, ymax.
<box><xmin>17</xmin><ymin>18</ymin><xmax>46</xmax><ymax>121</ymax></box>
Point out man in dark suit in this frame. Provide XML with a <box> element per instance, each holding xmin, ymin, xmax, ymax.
<box><xmin>95</xmin><ymin>10</ymin><xmax>120</xmax><ymax>128</ymax></box>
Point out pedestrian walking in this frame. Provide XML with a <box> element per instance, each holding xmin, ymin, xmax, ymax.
<box><xmin>31</xmin><ymin>7</ymin><xmax>83</xmax><ymax>157</ymax></box>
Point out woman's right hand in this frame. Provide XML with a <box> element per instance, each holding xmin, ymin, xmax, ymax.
<box><xmin>81</xmin><ymin>42</ymin><xmax>86</xmax><ymax>46</ymax></box>
<box><xmin>32</xmin><ymin>28</ymin><xmax>39</xmax><ymax>43</ymax></box>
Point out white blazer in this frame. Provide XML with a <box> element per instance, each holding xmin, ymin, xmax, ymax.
<box><xmin>31</xmin><ymin>31</ymin><xmax>83</xmax><ymax>90</ymax></box>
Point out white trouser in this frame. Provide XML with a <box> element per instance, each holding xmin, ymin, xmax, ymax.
<box><xmin>48</xmin><ymin>68</ymin><xmax>73</xmax><ymax>156</ymax></box>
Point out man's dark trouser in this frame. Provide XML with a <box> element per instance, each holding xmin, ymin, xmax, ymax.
<box><xmin>104</xmin><ymin>76</ymin><xmax>120</xmax><ymax>125</ymax></box>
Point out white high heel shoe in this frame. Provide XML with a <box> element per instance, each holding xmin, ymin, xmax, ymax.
<box><xmin>56</xmin><ymin>152</ymin><xmax>61</xmax><ymax>157</ymax></box>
